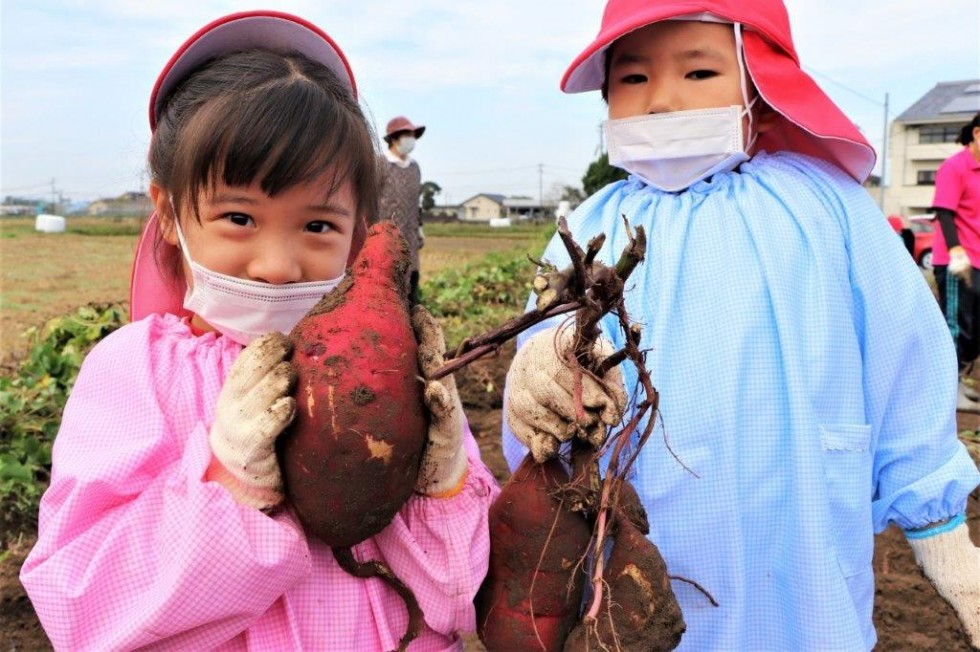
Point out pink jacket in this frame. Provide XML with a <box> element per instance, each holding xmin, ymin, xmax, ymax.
<box><xmin>20</xmin><ymin>314</ymin><xmax>499</xmax><ymax>651</ymax></box>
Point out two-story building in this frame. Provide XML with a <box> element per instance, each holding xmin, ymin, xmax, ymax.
<box><xmin>885</xmin><ymin>79</ymin><xmax>980</xmax><ymax>217</ymax></box>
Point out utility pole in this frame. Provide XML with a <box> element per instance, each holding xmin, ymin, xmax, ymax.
<box><xmin>879</xmin><ymin>92</ymin><xmax>889</xmax><ymax>211</ymax></box>
<box><xmin>538</xmin><ymin>163</ymin><xmax>544</xmax><ymax>216</ymax></box>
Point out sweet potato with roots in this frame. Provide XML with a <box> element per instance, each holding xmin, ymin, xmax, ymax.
<box><xmin>277</xmin><ymin>222</ymin><xmax>429</xmax><ymax>651</ymax></box>
<box><xmin>475</xmin><ymin>453</ymin><xmax>592</xmax><ymax>651</ymax></box>
<box><xmin>445</xmin><ymin>218</ymin><xmax>696</xmax><ymax>652</ymax></box>
<box><xmin>278</xmin><ymin>221</ymin><xmax>427</xmax><ymax>548</ymax></box>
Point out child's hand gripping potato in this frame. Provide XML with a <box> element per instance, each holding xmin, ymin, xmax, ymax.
<box><xmin>412</xmin><ymin>305</ymin><xmax>468</xmax><ymax>497</ymax></box>
<box><xmin>208</xmin><ymin>332</ymin><xmax>297</xmax><ymax>512</ymax></box>
<box><xmin>506</xmin><ymin>325</ymin><xmax>627</xmax><ymax>462</ymax></box>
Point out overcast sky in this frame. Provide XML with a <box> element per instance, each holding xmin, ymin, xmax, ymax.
<box><xmin>2</xmin><ymin>0</ymin><xmax>978</xmax><ymax>208</ymax></box>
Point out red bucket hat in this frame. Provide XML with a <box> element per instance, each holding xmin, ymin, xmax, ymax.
<box><xmin>384</xmin><ymin>116</ymin><xmax>426</xmax><ymax>140</ymax></box>
<box><xmin>561</xmin><ymin>0</ymin><xmax>875</xmax><ymax>184</ymax></box>
<box><xmin>131</xmin><ymin>11</ymin><xmax>359</xmax><ymax>323</ymax></box>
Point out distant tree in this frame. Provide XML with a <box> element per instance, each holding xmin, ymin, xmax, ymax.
<box><xmin>420</xmin><ymin>181</ymin><xmax>442</xmax><ymax>211</ymax></box>
<box><xmin>560</xmin><ymin>185</ymin><xmax>586</xmax><ymax>206</ymax></box>
<box><xmin>545</xmin><ymin>183</ymin><xmax>587</xmax><ymax>210</ymax></box>
<box><xmin>582</xmin><ymin>153</ymin><xmax>628</xmax><ymax>195</ymax></box>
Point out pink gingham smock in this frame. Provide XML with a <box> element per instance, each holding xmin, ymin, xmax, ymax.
<box><xmin>20</xmin><ymin>313</ymin><xmax>499</xmax><ymax>651</ymax></box>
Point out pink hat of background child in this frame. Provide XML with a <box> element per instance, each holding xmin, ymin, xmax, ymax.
<box><xmin>560</xmin><ymin>0</ymin><xmax>876</xmax><ymax>183</ymax></box>
<box><xmin>131</xmin><ymin>11</ymin><xmax>358</xmax><ymax>323</ymax></box>
<box><xmin>385</xmin><ymin>116</ymin><xmax>426</xmax><ymax>139</ymax></box>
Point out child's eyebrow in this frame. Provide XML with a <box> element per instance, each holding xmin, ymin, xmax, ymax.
<box><xmin>673</xmin><ymin>47</ymin><xmax>728</xmax><ymax>63</ymax></box>
<box><xmin>610</xmin><ymin>47</ymin><xmax>729</xmax><ymax>68</ymax></box>
<box><xmin>308</xmin><ymin>204</ymin><xmax>353</xmax><ymax>219</ymax></box>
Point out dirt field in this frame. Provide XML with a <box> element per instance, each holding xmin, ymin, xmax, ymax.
<box><xmin>2</xmin><ymin>220</ymin><xmax>978</xmax><ymax>650</ymax></box>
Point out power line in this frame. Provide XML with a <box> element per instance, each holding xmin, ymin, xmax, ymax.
<box><xmin>802</xmin><ymin>65</ymin><xmax>885</xmax><ymax>107</ymax></box>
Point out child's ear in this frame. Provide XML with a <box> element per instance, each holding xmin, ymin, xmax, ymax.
<box><xmin>149</xmin><ymin>183</ymin><xmax>178</xmax><ymax>246</ymax></box>
<box><xmin>755</xmin><ymin>103</ymin><xmax>779</xmax><ymax>134</ymax></box>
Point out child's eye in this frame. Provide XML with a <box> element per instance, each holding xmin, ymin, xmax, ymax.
<box><xmin>620</xmin><ymin>73</ymin><xmax>647</xmax><ymax>85</ymax></box>
<box><xmin>306</xmin><ymin>221</ymin><xmax>334</xmax><ymax>234</ymax></box>
<box><xmin>686</xmin><ymin>69</ymin><xmax>718</xmax><ymax>80</ymax></box>
<box><xmin>224</xmin><ymin>212</ymin><xmax>254</xmax><ymax>227</ymax></box>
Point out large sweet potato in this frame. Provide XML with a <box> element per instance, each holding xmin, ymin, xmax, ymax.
<box><xmin>277</xmin><ymin>222</ymin><xmax>427</xmax><ymax>547</ymax></box>
<box><xmin>476</xmin><ymin>453</ymin><xmax>592</xmax><ymax>651</ymax></box>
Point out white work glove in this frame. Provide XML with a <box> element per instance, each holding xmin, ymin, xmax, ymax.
<box><xmin>949</xmin><ymin>246</ymin><xmax>973</xmax><ymax>288</ymax></box>
<box><xmin>418</xmin><ymin>226</ymin><xmax>425</xmax><ymax>249</ymax></box>
<box><xmin>412</xmin><ymin>305</ymin><xmax>468</xmax><ymax>497</ymax></box>
<box><xmin>207</xmin><ymin>332</ymin><xmax>297</xmax><ymax>512</ymax></box>
<box><xmin>907</xmin><ymin>520</ymin><xmax>980</xmax><ymax>648</ymax></box>
<box><xmin>505</xmin><ymin>325</ymin><xmax>627</xmax><ymax>463</ymax></box>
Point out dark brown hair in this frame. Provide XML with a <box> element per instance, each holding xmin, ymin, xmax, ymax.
<box><xmin>958</xmin><ymin>112</ymin><xmax>980</xmax><ymax>146</ymax></box>
<box><xmin>148</xmin><ymin>49</ymin><xmax>379</xmax><ymax>282</ymax></box>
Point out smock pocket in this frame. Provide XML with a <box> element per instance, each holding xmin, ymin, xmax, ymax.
<box><xmin>820</xmin><ymin>424</ymin><xmax>874</xmax><ymax>579</ymax></box>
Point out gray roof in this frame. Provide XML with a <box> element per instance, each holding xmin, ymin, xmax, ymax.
<box><xmin>895</xmin><ymin>79</ymin><xmax>980</xmax><ymax>123</ymax></box>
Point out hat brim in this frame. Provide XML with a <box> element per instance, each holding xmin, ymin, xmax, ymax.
<box><xmin>149</xmin><ymin>11</ymin><xmax>356</xmax><ymax>130</ymax></box>
<box><xmin>742</xmin><ymin>32</ymin><xmax>875</xmax><ymax>182</ymax></box>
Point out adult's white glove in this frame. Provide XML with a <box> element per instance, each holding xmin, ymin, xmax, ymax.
<box><xmin>506</xmin><ymin>325</ymin><xmax>627</xmax><ymax>463</ymax></box>
<box><xmin>949</xmin><ymin>246</ymin><xmax>973</xmax><ymax>288</ymax></box>
<box><xmin>418</xmin><ymin>226</ymin><xmax>425</xmax><ymax>249</ymax></box>
<box><xmin>907</xmin><ymin>520</ymin><xmax>980</xmax><ymax>648</ymax></box>
<box><xmin>208</xmin><ymin>332</ymin><xmax>297</xmax><ymax>512</ymax></box>
<box><xmin>412</xmin><ymin>306</ymin><xmax>468</xmax><ymax>497</ymax></box>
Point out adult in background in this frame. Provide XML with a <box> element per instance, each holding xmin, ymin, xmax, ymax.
<box><xmin>932</xmin><ymin>112</ymin><xmax>980</xmax><ymax>412</ymax></box>
<box><xmin>377</xmin><ymin>115</ymin><xmax>426</xmax><ymax>303</ymax></box>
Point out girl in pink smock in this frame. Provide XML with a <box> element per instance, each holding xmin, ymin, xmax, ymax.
<box><xmin>20</xmin><ymin>11</ymin><xmax>497</xmax><ymax>651</ymax></box>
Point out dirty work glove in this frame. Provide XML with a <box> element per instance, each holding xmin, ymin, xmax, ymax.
<box><xmin>207</xmin><ymin>332</ymin><xmax>297</xmax><ymax>512</ymax></box>
<box><xmin>412</xmin><ymin>305</ymin><xmax>468</xmax><ymax>498</ymax></box>
<box><xmin>949</xmin><ymin>246</ymin><xmax>973</xmax><ymax>288</ymax></box>
<box><xmin>506</xmin><ymin>325</ymin><xmax>627</xmax><ymax>463</ymax></box>
<box><xmin>906</xmin><ymin>519</ymin><xmax>980</xmax><ymax>648</ymax></box>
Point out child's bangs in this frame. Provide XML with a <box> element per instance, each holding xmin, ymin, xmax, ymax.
<box><xmin>178</xmin><ymin>80</ymin><xmax>375</xmax><ymax>215</ymax></box>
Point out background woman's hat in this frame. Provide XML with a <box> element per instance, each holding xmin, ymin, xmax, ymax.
<box><xmin>385</xmin><ymin>116</ymin><xmax>426</xmax><ymax>139</ymax></box>
<box><xmin>560</xmin><ymin>0</ymin><xmax>875</xmax><ymax>183</ymax></box>
<box><xmin>132</xmin><ymin>11</ymin><xmax>358</xmax><ymax>323</ymax></box>
<box><xmin>148</xmin><ymin>10</ymin><xmax>357</xmax><ymax>130</ymax></box>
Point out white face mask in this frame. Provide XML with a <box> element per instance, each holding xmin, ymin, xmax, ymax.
<box><xmin>604</xmin><ymin>102</ymin><xmax>755</xmax><ymax>192</ymax></box>
<box><xmin>396</xmin><ymin>136</ymin><xmax>416</xmax><ymax>156</ymax></box>
<box><xmin>604</xmin><ymin>21</ymin><xmax>759</xmax><ymax>192</ymax></box>
<box><xmin>172</xmin><ymin>214</ymin><xmax>345</xmax><ymax>346</ymax></box>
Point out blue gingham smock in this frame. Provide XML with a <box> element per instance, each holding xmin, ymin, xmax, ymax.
<box><xmin>501</xmin><ymin>151</ymin><xmax>980</xmax><ymax>651</ymax></box>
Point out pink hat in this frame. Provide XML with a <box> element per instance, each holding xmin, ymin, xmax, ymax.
<box><xmin>131</xmin><ymin>11</ymin><xmax>358</xmax><ymax>322</ymax></box>
<box><xmin>384</xmin><ymin>116</ymin><xmax>425</xmax><ymax>139</ymax></box>
<box><xmin>560</xmin><ymin>0</ymin><xmax>875</xmax><ymax>183</ymax></box>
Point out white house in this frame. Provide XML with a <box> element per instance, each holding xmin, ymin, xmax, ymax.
<box><xmin>885</xmin><ymin>79</ymin><xmax>980</xmax><ymax>217</ymax></box>
<box><xmin>457</xmin><ymin>193</ymin><xmax>557</xmax><ymax>222</ymax></box>
<box><xmin>458</xmin><ymin>194</ymin><xmax>506</xmax><ymax>222</ymax></box>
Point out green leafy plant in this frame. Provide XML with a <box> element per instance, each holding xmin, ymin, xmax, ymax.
<box><xmin>0</xmin><ymin>303</ymin><xmax>127</xmax><ymax>538</ymax></box>
<box><xmin>421</xmin><ymin>250</ymin><xmax>540</xmax><ymax>349</ymax></box>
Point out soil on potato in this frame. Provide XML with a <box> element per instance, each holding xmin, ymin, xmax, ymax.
<box><xmin>3</xmin><ymin>340</ymin><xmax>979</xmax><ymax>650</ymax></box>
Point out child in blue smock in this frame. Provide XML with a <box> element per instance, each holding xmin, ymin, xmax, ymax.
<box><xmin>502</xmin><ymin>0</ymin><xmax>980</xmax><ymax>649</ymax></box>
